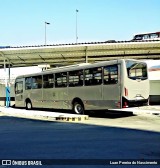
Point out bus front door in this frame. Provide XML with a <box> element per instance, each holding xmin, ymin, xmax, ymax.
<box><xmin>15</xmin><ymin>81</ymin><xmax>24</xmax><ymax>107</ymax></box>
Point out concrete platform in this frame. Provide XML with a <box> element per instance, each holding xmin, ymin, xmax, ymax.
<box><xmin>0</xmin><ymin>106</ymin><xmax>160</xmax><ymax>123</ymax></box>
<box><xmin>110</xmin><ymin>105</ymin><xmax>160</xmax><ymax>116</ymax></box>
<box><xmin>0</xmin><ymin>107</ymin><xmax>89</xmax><ymax>122</ymax></box>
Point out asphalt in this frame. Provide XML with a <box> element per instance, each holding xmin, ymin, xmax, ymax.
<box><xmin>0</xmin><ymin>106</ymin><xmax>160</xmax><ymax>168</ymax></box>
<box><xmin>0</xmin><ymin>115</ymin><xmax>159</xmax><ymax>168</ymax></box>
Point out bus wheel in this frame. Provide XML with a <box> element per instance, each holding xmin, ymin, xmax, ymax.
<box><xmin>73</xmin><ymin>102</ymin><xmax>84</xmax><ymax>114</ymax></box>
<box><xmin>26</xmin><ymin>100</ymin><xmax>32</xmax><ymax>110</ymax></box>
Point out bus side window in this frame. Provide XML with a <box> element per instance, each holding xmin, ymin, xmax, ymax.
<box><xmin>85</xmin><ymin>69</ymin><xmax>92</xmax><ymax>86</ymax></box>
<box><xmin>69</xmin><ymin>70</ymin><xmax>83</xmax><ymax>87</ymax></box>
<box><xmin>32</xmin><ymin>76</ymin><xmax>42</xmax><ymax>89</ymax></box>
<box><xmin>150</xmin><ymin>33</ymin><xmax>158</xmax><ymax>39</ymax></box>
<box><xmin>93</xmin><ymin>67</ymin><xmax>102</xmax><ymax>85</ymax></box>
<box><xmin>143</xmin><ymin>34</ymin><xmax>149</xmax><ymax>40</ymax></box>
<box><xmin>55</xmin><ymin>73</ymin><xmax>67</xmax><ymax>88</ymax></box>
<box><xmin>15</xmin><ymin>82</ymin><xmax>23</xmax><ymax>94</ymax></box>
<box><xmin>104</xmin><ymin>65</ymin><xmax>118</xmax><ymax>85</ymax></box>
<box><xmin>134</xmin><ymin>35</ymin><xmax>142</xmax><ymax>40</ymax></box>
<box><xmin>43</xmin><ymin>74</ymin><xmax>54</xmax><ymax>88</ymax></box>
<box><xmin>85</xmin><ymin>67</ymin><xmax>102</xmax><ymax>86</ymax></box>
<box><xmin>25</xmin><ymin>77</ymin><xmax>32</xmax><ymax>90</ymax></box>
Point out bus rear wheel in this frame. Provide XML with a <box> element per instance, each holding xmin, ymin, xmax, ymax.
<box><xmin>26</xmin><ymin>100</ymin><xmax>32</xmax><ymax>110</ymax></box>
<box><xmin>73</xmin><ymin>102</ymin><xmax>84</xmax><ymax>114</ymax></box>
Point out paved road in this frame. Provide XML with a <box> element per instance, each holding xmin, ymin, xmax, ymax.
<box><xmin>0</xmin><ymin>114</ymin><xmax>159</xmax><ymax>168</ymax></box>
<box><xmin>83</xmin><ymin>111</ymin><xmax>160</xmax><ymax>132</ymax></box>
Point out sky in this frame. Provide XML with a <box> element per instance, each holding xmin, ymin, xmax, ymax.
<box><xmin>0</xmin><ymin>0</ymin><xmax>160</xmax><ymax>46</ymax></box>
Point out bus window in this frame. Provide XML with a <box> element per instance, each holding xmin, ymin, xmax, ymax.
<box><xmin>93</xmin><ymin>67</ymin><xmax>102</xmax><ymax>85</ymax></box>
<box><xmin>55</xmin><ymin>72</ymin><xmax>67</xmax><ymax>88</ymax></box>
<box><xmin>103</xmin><ymin>65</ymin><xmax>118</xmax><ymax>84</ymax></box>
<box><xmin>15</xmin><ymin>82</ymin><xmax>23</xmax><ymax>94</ymax></box>
<box><xmin>143</xmin><ymin>34</ymin><xmax>149</xmax><ymax>40</ymax></box>
<box><xmin>32</xmin><ymin>75</ymin><xmax>42</xmax><ymax>89</ymax></box>
<box><xmin>126</xmin><ymin>60</ymin><xmax>147</xmax><ymax>80</ymax></box>
<box><xmin>25</xmin><ymin>77</ymin><xmax>32</xmax><ymax>90</ymax></box>
<box><xmin>150</xmin><ymin>33</ymin><xmax>158</xmax><ymax>39</ymax></box>
<box><xmin>43</xmin><ymin>74</ymin><xmax>54</xmax><ymax>88</ymax></box>
<box><xmin>133</xmin><ymin>35</ymin><xmax>142</xmax><ymax>40</ymax></box>
<box><xmin>85</xmin><ymin>67</ymin><xmax>102</xmax><ymax>86</ymax></box>
<box><xmin>69</xmin><ymin>70</ymin><xmax>83</xmax><ymax>87</ymax></box>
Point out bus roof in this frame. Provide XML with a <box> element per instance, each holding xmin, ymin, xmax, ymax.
<box><xmin>133</xmin><ymin>31</ymin><xmax>160</xmax><ymax>36</ymax></box>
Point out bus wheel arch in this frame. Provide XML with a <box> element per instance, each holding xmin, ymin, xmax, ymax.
<box><xmin>25</xmin><ymin>98</ymin><xmax>32</xmax><ymax>110</ymax></box>
<box><xmin>72</xmin><ymin>98</ymin><xmax>84</xmax><ymax>114</ymax></box>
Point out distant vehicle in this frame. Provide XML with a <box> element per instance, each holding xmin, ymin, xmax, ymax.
<box><xmin>0</xmin><ymin>46</ymin><xmax>10</xmax><ymax>48</ymax></box>
<box><xmin>105</xmin><ymin>40</ymin><xmax>116</xmax><ymax>43</ymax></box>
<box><xmin>14</xmin><ymin>59</ymin><xmax>149</xmax><ymax>114</ymax></box>
<box><xmin>132</xmin><ymin>32</ymin><xmax>160</xmax><ymax>41</ymax></box>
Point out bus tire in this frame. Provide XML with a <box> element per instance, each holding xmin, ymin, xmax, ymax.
<box><xmin>26</xmin><ymin>100</ymin><xmax>32</xmax><ymax>110</ymax></box>
<box><xmin>73</xmin><ymin>101</ymin><xmax>84</xmax><ymax>114</ymax></box>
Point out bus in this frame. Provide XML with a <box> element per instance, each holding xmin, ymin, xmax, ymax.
<box><xmin>14</xmin><ymin>59</ymin><xmax>149</xmax><ymax>114</ymax></box>
<box><xmin>132</xmin><ymin>32</ymin><xmax>160</xmax><ymax>41</ymax></box>
<box><xmin>143</xmin><ymin>60</ymin><xmax>160</xmax><ymax>104</ymax></box>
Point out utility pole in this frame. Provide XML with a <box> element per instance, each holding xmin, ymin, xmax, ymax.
<box><xmin>76</xmin><ymin>9</ymin><xmax>79</xmax><ymax>43</ymax></box>
<box><xmin>45</xmin><ymin>21</ymin><xmax>50</xmax><ymax>45</ymax></box>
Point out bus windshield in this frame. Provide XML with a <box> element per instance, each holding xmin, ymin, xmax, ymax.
<box><xmin>125</xmin><ymin>60</ymin><xmax>147</xmax><ymax>80</ymax></box>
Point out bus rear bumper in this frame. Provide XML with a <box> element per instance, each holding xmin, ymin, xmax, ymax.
<box><xmin>122</xmin><ymin>97</ymin><xmax>149</xmax><ymax>108</ymax></box>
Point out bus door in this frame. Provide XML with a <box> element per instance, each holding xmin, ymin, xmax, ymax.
<box><xmin>103</xmin><ymin>64</ymin><xmax>121</xmax><ymax>109</ymax></box>
<box><xmin>15</xmin><ymin>80</ymin><xmax>24</xmax><ymax>107</ymax></box>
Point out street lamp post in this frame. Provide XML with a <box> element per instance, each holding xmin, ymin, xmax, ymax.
<box><xmin>45</xmin><ymin>21</ymin><xmax>50</xmax><ymax>45</ymax></box>
<box><xmin>76</xmin><ymin>9</ymin><xmax>79</xmax><ymax>44</ymax></box>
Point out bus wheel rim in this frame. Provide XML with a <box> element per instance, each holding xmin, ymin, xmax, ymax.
<box><xmin>75</xmin><ymin>104</ymin><xmax>83</xmax><ymax>114</ymax></box>
<box><xmin>27</xmin><ymin>102</ymin><xmax>31</xmax><ymax>109</ymax></box>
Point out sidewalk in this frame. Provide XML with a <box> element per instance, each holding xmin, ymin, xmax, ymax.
<box><xmin>0</xmin><ymin>107</ymin><xmax>89</xmax><ymax>122</ymax></box>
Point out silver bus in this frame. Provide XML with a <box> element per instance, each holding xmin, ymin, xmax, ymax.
<box><xmin>14</xmin><ymin>59</ymin><xmax>149</xmax><ymax>114</ymax></box>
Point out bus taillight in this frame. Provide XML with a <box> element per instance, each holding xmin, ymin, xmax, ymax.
<box><xmin>123</xmin><ymin>101</ymin><xmax>128</xmax><ymax>108</ymax></box>
<box><xmin>124</xmin><ymin>87</ymin><xmax>128</xmax><ymax>97</ymax></box>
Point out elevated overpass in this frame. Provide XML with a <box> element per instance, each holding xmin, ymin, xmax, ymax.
<box><xmin>0</xmin><ymin>40</ymin><xmax>160</xmax><ymax>68</ymax></box>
